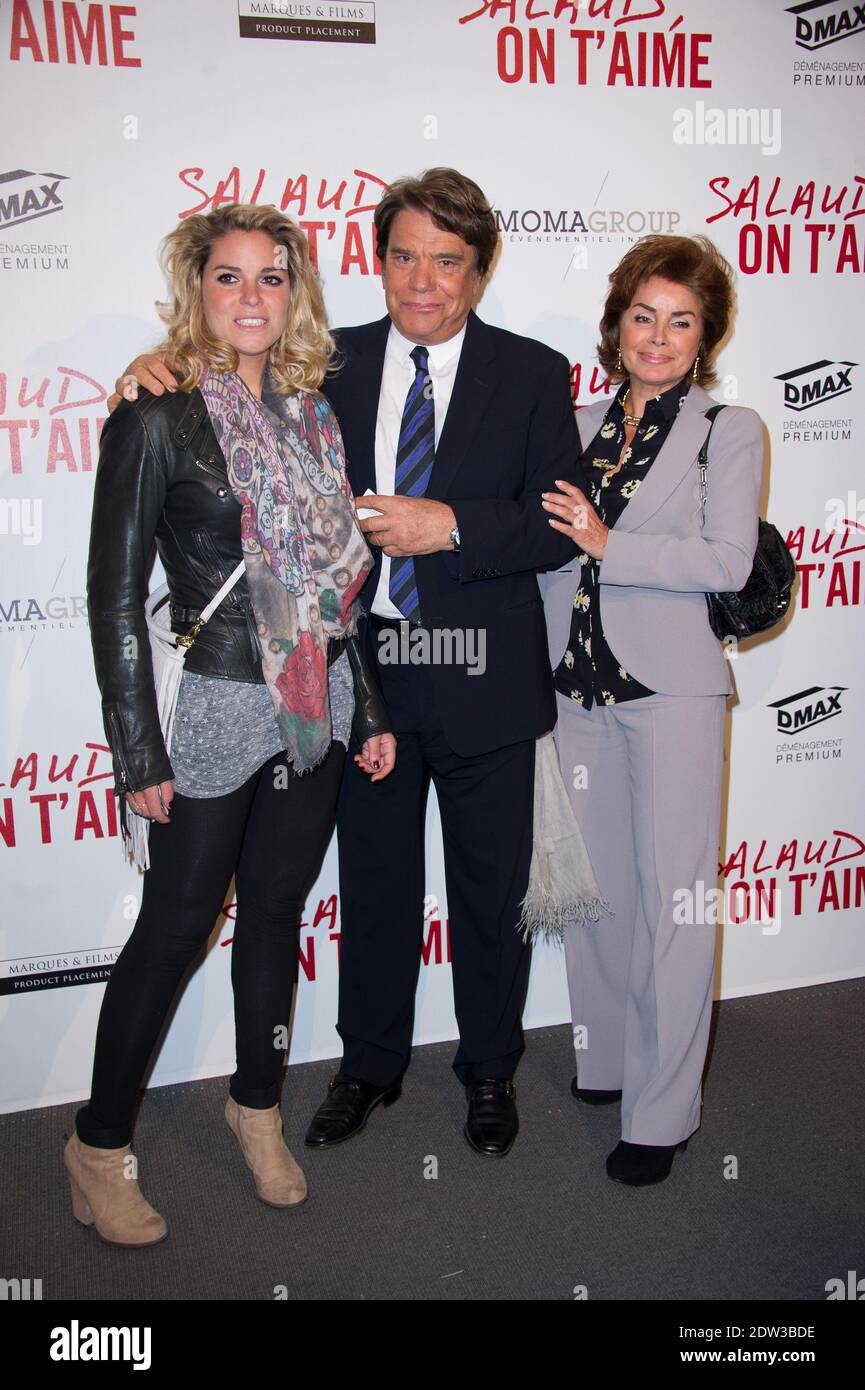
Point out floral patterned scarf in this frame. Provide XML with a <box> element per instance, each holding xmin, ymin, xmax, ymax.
<box><xmin>199</xmin><ymin>364</ymin><xmax>372</xmax><ymax>772</ymax></box>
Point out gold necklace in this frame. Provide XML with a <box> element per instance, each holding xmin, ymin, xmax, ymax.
<box><xmin>621</xmin><ymin>389</ymin><xmax>642</xmax><ymax>429</ymax></box>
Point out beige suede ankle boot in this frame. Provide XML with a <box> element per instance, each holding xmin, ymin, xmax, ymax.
<box><xmin>225</xmin><ymin>1096</ymin><xmax>308</xmax><ymax>1208</ymax></box>
<box><xmin>63</xmin><ymin>1132</ymin><xmax>167</xmax><ymax>1246</ymax></box>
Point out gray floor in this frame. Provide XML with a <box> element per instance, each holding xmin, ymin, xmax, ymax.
<box><xmin>4</xmin><ymin>980</ymin><xmax>863</xmax><ymax>1301</ymax></box>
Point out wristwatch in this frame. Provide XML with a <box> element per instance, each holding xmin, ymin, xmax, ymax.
<box><xmin>449</xmin><ymin>525</ymin><xmax>461</xmax><ymax>553</ymax></box>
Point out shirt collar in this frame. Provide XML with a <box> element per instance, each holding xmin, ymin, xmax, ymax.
<box><xmin>387</xmin><ymin>319</ymin><xmax>467</xmax><ymax>372</ymax></box>
<box><xmin>616</xmin><ymin>374</ymin><xmax>692</xmax><ymax>423</ymax></box>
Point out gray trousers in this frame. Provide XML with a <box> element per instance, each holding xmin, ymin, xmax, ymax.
<box><xmin>554</xmin><ymin>689</ymin><xmax>727</xmax><ymax>1145</ymax></box>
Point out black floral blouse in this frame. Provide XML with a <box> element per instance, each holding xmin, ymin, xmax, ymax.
<box><xmin>553</xmin><ymin>374</ymin><xmax>692</xmax><ymax>708</ymax></box>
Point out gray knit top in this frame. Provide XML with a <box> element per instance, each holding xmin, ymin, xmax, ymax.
<box><xmin>169</xmin><ymin>649</ymin><xmax>354</xmax><ymax>797</ymax></box>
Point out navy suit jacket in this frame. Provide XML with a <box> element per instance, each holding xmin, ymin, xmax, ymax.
<box><xmin>322</xmin><ymin>309</ymin><xmax>583</xmax><ymax>756</ymax></box>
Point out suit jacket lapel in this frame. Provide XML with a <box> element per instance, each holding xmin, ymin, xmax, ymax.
<box><xmin>610</xmin><ymin>383</ymin><xmax>716</xmax><ymax>534</ymax></box>
<box><xmin>334</xmin><ymin>315</ymin><xmax>390</xmax><ymax>496</ymax></box>
<box><xmin>426</xmin><ymin>310</ymin><xmax>498</xmax><ymax>501</ymax></box>
<box><xmin>575</xmin><ymin>396</ymin><xmax>615</xmax><ymax>453</ymax></box>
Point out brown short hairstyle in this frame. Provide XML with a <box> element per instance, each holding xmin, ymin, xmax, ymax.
<box><xmin>597</xmin><ymin>234</ymin><xmax>735</xmax><ymax>388</ymax></box>
<box><xmin>156</xmin><ymin>203</ymin><xmax>334</xmax><ymax>393</ymax></box>
<box><xmin>374</xmin><ymin>167</ymin><xmax>498</xmax><ymax>278</ymax></box>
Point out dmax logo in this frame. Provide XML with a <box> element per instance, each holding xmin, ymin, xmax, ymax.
<box><xmin>786</xmin><ymin>0</ymin><xmax>865</xmax><ymax>50</ymax></box>
<box><xmin>0</xmin><ymin>169</ymin><xmax>67</xmax><ymax>230</ymax></box>
<box><xmin>769</xmin><ymin>686</ymin><xmax>846</xmax><ymax>733</ymax></box>
<box><xmin>774</xmin><ymin>359</ymin><xmax>856</xmax><ymax>412</ymax></box>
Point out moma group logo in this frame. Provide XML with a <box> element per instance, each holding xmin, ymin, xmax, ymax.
<box><xmin>0</xmin><ymin>594</ymin><xmax>87</xmax><ymax>632</ymax></box>
<box><xmin>238</xmin><ymin>1</ymin><xmax>376</xmax><ymax>43</ymax></box>
<box><xmin>495</xmin><ymin>205</ymin><xmax>680</xmax><ymax>254</ymax></box>
<box><xmin>770</xmin><ymin>685</ymin><xmax>846</xmax><ymax>733</ymax></box>
<box><xmin>776</xmin><ymin>359</ymin><xmax>856</xmax><ymax>408</ymax></box>
<box><xmin>786</xmin><ymin>0</ymin><xmax>865</xmax><ymax>49</ymax></box>
<box><xmin>0</xmin><ymin>170</ymin><xmax>66</xmax><ymax>231</ymax></box>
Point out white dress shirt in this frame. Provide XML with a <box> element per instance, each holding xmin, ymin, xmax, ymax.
<box><xmin>370</xmin><ymin>320</ymin><xmax>467</xmax><ymax>619</ymax></box>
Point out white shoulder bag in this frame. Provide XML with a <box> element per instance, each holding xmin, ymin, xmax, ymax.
<box><xmin>125</xmin><ymin>560</ymin><xmax>246</xmax><ymax>871</ymax></box>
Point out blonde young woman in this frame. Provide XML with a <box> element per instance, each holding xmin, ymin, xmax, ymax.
<box><xmin>66</xmin><ymin>205</ymin><xmax>395</xmax><ymax>1245</ymax></box>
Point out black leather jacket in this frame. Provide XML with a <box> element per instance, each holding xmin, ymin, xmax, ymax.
<box><xmin>87</xmin><ymin>386</ymin><xmax>391</xmax><ymax>795</ymax></box>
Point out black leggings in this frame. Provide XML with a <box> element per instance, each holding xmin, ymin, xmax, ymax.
<box><xmin>76</xmin><ymin>745</ymin><xmax>345</xmax><ymax>1148</ymax></box>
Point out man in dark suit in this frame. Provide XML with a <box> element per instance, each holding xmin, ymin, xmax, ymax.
<box><xmin>111</xmin><ymin>168</ymin><xmax>581</xmax><ymax>1157</ymax></box>
<box><xmin>306</xmin><ymin>168</ymin><xmax>581</xmax><ymax>1156</ymax></box>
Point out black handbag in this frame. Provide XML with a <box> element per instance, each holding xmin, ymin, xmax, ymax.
<box><xmin>698</xmin><ymin>405</ymin><xmax>796</xmax><ymax>640</ymax></box>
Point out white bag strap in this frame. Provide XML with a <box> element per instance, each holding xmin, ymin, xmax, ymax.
<box><xmin>175</xmin><ymin>559</ymin><xmax>246</xmax><ymax>650</ymax></box>
<box><xmin>200</xmin><ymin>559</ymin><xmax>246</xmax><ymax>623</ymax></box>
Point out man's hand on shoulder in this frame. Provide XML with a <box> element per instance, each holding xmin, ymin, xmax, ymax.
<box><xmin>106</xmin><ymin>352</ymin><xmax>180</xmax><ymax>414</ymax></box>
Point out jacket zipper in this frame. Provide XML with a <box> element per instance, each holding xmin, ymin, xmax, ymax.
<box><xmin>105</xmin><ymin>708</ymin><xmax>134</xmax><ymax>792</ymax></box>
<box><xmin>195</xmin><ymin>456</ymin><xmax>229</xmax><ymax>484</ymax></box>
<box><xmin>193</xmin><ymin>528</ymin><xmax>244</xmax><ymax>611</ymax></box>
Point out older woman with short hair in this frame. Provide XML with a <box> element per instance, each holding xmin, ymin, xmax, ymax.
<box><xmin>541</xmin><ymin>234</ymin><xmax>763</xmax><ymax>1186</ymax></box>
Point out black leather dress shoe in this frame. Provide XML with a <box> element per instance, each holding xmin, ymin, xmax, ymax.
<box><xmin>605</xmin><ymin>1137</ymin><xmax>689</xmax><ymax>1186</ymax></box>
<box><xmin>571</xmin><ymin>1076</ymin><xmax>623</xmax><ymax>1106</ymax></box>
<box><xmin>463</xmin><ymin>1079</ymin><xmax>518</xmax><ymax>1157</ymax></box>
<box><xmin>304</xmin><ymin>1072</ymin><xmax>400</xmax><ymax>1148</ymax></box>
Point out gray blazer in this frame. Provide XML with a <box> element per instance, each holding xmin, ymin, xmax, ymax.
<box><xmin>540</xmin><ymin>383</ymin><xmax>764</xmax><ymax>697</ymax></box>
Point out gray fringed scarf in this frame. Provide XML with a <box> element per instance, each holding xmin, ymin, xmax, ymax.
<box><xmin>517</xmin><ymin>731</ymin><xmax>609</xmax><ymax>943</ymax></box>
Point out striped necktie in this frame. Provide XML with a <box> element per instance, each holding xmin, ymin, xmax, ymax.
<box><xmin>389</xmin><ymin>344</ymin><xmax>435</xmax><ymax>621</ymax></box>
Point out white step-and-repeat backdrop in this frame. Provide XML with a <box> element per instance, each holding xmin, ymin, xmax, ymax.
<box><xmin>2</xmin><ymin>0</ymin><xmax>863</xmax><ymax>1111</ymax></box>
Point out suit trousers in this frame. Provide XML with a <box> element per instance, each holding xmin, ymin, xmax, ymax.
<box><xmin>336</xmin><ymin>623</ymin><xmax>536</xmax><ymax>1087</ymax></box>
<box><xmin>553</xmin><ymin>689</ymin><xmax>726</xmax><ymax>1145</ymax></box>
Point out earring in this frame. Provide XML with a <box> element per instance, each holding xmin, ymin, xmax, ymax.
<box><xmin>616</xmin><ymin>347</ymin><xmax>623</xmax><ymax>373</ymax></box>
<box><xmin>691</xmin><ymin>354</ymin><xmax>700</xmax><ymax>381</ymax></box>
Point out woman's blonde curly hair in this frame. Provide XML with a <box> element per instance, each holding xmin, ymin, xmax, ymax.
<box><xmin>156</xmin><ymin>203</ymin><xmax>335</xmax><ymax>393</ymax></box>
